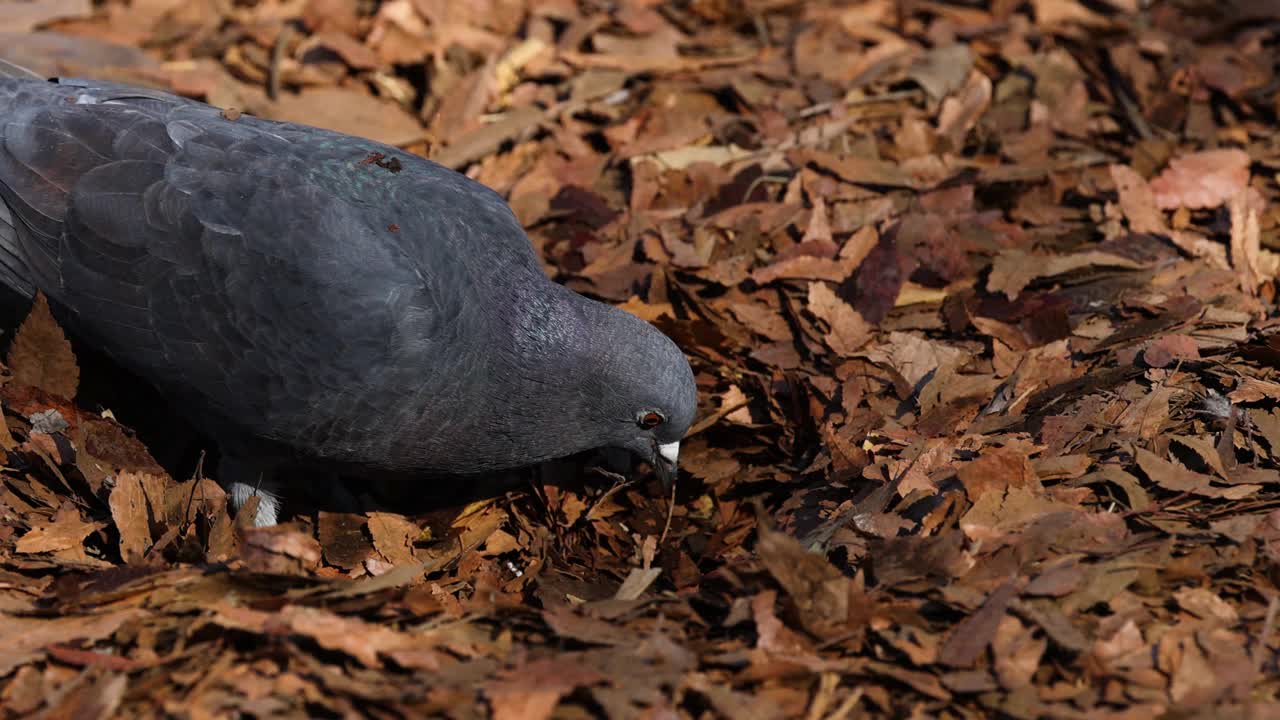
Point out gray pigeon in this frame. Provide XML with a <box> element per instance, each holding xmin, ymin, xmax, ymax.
<box><xmin>0</xmin><ymin>60</ymin><xmax>697</xmax><ymax>525</ymax></box>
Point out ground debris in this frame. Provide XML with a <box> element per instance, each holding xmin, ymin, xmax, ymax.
<box><xmin>1</xmin><ymin>0</ymin><xmax>1279</xmax><ymax>717</ymax></box>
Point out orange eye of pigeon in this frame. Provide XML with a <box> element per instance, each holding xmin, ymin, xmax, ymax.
<box><xmin>639</xmin><ymin>411</ymin><xmax>664</xmax><ymax>429</ymax></box>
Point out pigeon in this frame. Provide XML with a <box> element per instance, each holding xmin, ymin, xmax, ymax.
<box><xmin>0</xmin><ymin>59</ymin><xmax>698</xmax><ymax>525</ymax></box>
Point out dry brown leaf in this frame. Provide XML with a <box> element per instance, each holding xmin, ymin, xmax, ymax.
<box><xmin>859</xmin><ymin>331</ymin><xmax>965</xmax><ymax>388</ymax></box>
<box><xmin>757</xmin><ymin>522</ymin><xmax>851</xmax><ymax>636</ymax></box>
<box><xmin>1174</xmin><ymin>587</ymin><xmax>1238</xmax><ymax>624</ymax></box>
<box><xmin>987</xmin><ymin>250</ymin><xmax>1143</xmax><ymax>300</ymax></box>
<box><xmin>7</xmin><ymin>292</ymin><xmax>79</xmax><ymax>400</ymax></box>
<box><xmin>992</xmin><ymin>616</ymin><xmax>1046</xmax><ymax>689</ymax></box>
<box><xmin>937</xmin><ymin>69</ymin><xmax>992</xmax><ymax>147</ymax></box>
<box><xmin>807</xmin><ymin>282</ymin><xmax>872</xmax><ymax>356</ymax></box>
<box><xmin>240</xmin><ymin>524</ymin><xmax>323</xmax><ymax>575</ymax></box>
<box><xmin>1228</xmin><ymin>376</ymin><xmax>1280</xmax><ymax>403</ymax></box>
<box><xmin>1032</xmin><ymin>0</ymin><xmax>1113</xmax><ymax>27</ymax></box>
<box><xmin>318</xmin><ymin>512</ymin><xmax>372</xmax><ymax>570</ymax></box>
<box><xmin>0</xmin><ymin>0</ymin><xmax>91</xmax><ymax>33</ymax></box>
<box><xmin>1110</xmin><ymin>163</ymin><xmax>1167</xmax><ymax>234</ymax></box>
<box><xmin>1143</xmin><ymin>334</ymin><xmax>1200</xmax><ymax>368</ymax></box>
<box><xmin>752</xmin><ymin>253</ymin><xmax>858</xmax><ymax>285</ymax></box>
<box><xmin>630</xmin><ymin>145</ymin><xmax>755</xmax><ymax>171</ymax></box>
<box><xmin>614</xmin><ymin>567</ymin><xmax>661</xmax><ymax>600</ymax></box>
<box><xmin>617</xmin><ymin>295</ymin><xmax>674</xmax><ymax>323</ymax></box>
<box><xmin>15</xmin><ymin>504</ymin><xmax>99</xmax><ymax>555</ymax></box>
<box><xmin>1229</xmin><ymin>188</ymin><xmax>1263</xmax><ymax>295</ymax></box>
<box><xmin>485</xmin><ymin>657</ymin><xmax>604</xmax><ymax>720</ymax></box>
<box><xmin>1133</xmin><ymin>448</ymin><xmax>1216</xmax><ymax>496</ymax></box>
<box><xmin>367</xmin><ymin>512</ymin><xmax>420</xmax><ymax>565</ymax></box>
<box><xmin>304</xmin><ymin>32</ymin><xmax>380</xmax><ymax>70</ymax></box>
<box><xmin>751</xmin><ymin>589</ymin><xmax>813</xmax><ymax>655</ymax></box>
<box><xmin>938</xmin><ymin>582</ymin><xmax>1018</xmax><ymax>668</ymax></box>
<box><xmin>790</xmin><ymin>149</ymin><xmax>925</xmax><ymax>190</ymax></box>
<box><xmin>957</xmin><ymin>446</ymin><xmax>1040</xmax><ymax>503</ymax></box>
<box><xmin>1091</xmin><ymin>619</ymin><xmax>1145</xmax><ymax>671</ymax></box>
<box><xmin>0</xmin><ymin>609</ymin><xmax>140</xmax><ymax>676</ymax></box>
<box><xmin>264</xmin><ymin>88</ymin><xmax>424</xmax><ymax>147</ymax></box>
<box><xmin>281</xmin><ymin>605</ymin><xmax>417</xmax><ymax>667</ymax></box>
<box><xmin>960</xmin><ymin>486</ymin><xmax>1075</xmax><ymax>542</ymax></box>
<box><xmin>1150</xmin><ymin>149</ymin><xmax>1251</xmax><ymax>210</ymax></box>
<box><xmin>108</xmin><ymin>471</ymin><xmax>153</xmax><ymax>563</ymax></box>
<box><xmin>909</xmin><ymin>43</ymin><xmax>973</xmax><ymax>102</ymax></box>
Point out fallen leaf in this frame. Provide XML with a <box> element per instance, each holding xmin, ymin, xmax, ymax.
<box><xmin>1150</xmin><ymin>149</ymin><xmax>1251</xmax><ymax>210</ymax></box>
<box><xmin>1174</xmin><ymin>587</ymin><xmax>1238</xmax><ymax>624</ymax></box>
<box><xmin>7</xmin><ymin>292</ymin><xmax>79</xmax><ymax>400</ymax></box>
<box><xmin>367</xmin><ymin>512</ymin><xmax>420</xmax><ymax>565</ymax></box>
<box><xmin>108</xmin><ymin>471</ymin><xmax>153</xmax><ymax>563</ymax></box>
<box><xmin>939</xmin><ymin>582</ymin><xmax>1019</xmax><ymax>668</ymax></box>
<box><xmin>937</xmin><ymin>69</ymin><xmax>992</xmax><ymax>147</ymax></box>
<box><xmin>240</xmin><ymin>524</ymin><xmax>323</xmax><ymax>575</ymax></box>
<box><xmin>859</xmin><ymin>331</ymin><xmax>966</xmax><ymax>388</ymax></box>
<box><xmin>807</xmin><ymin>282</ymin><xmax>872</xmax><ymax>356</ymax></box>
<box><xmin>16</xmin><ymin>504</ymin><xmax>99</xmax><ymax>555</ymax></box>
<box><xmin>485</xmin><ymin>657</ymin><xmax>604</xmax><ymax>720</ymax></box>
<box><xmin>1143</xmin><ymin>334</ymin><xmax>1200</xmax><ymax>368</ymax></box>
<box><xmin>757</xmin><ymin>523</ymin><xmax>851</xmax><ymax>635</ymax></box>
<box><xmin>1229</xmin><ymin>188</ymin><xmax>1263</xmax><ymax>294</ymax></box>
<box><xmin>987</xmin><ymin>250</ymin><xmax>1143</xmax><ymax>300</ymax></box>
<box><xmin>264</xmin><ymin>88</ymin><xmax>424</xmax><ymax>147</ymax></box>
<box><xmin>1111</xmin><ymin>164</ymin><xmax>1167</xmax><ymax>234</ymax></box>
<box><xmin>0</xmin><ymin>609</ymin><xmax>140</xmax><ymax>676</ymax></box>
<box><xmin>0</xmin><ymin>0</ymin><xmax>91</xmax><ymax>33</ymax></box>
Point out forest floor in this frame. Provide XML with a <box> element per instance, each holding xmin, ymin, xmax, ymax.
<box><xmin>2</xmin><ymin>0</ymin><xmax>1280</xmax><ymax>717</ymax></box>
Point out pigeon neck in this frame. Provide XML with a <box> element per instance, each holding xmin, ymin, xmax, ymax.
<box><xmin>509</xmin><ymin>280</ymin><xmax>612</xmax><ymax>381</ymax></box>
<box><xmin>486</xmin><ymin>280</ymin><xmax>620</xmax><ymax>455</ymax></box>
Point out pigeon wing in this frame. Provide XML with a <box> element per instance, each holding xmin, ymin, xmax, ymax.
<box><xmin>0</xmin><ymin>79</ymin><xmax>535</xmax><ymax>464</ymax></box>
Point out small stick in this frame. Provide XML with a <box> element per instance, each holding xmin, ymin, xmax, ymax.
<box><xmin>268</xmin><ymin>24</ymin><xmax>295</xmax><ymax>101</ymax></box>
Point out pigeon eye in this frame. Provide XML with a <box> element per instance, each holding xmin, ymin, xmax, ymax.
<box><xmin>638</xmin><ymin>411</ymin><xmax>665</xmax><ymax>429</ymax></box>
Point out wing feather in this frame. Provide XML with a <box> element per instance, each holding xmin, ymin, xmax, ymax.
<box><xmin>0</xmin><ymin>76</ymin><xmax>540</xmax><ymax>464</ymax></box>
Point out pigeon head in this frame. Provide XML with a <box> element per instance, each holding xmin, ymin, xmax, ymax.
<box><xmin>480</xmin><ymin>283</ymin><xmax>697</xmax><ymax>479</ymax></box>
<box><xmin>605</xmin><ymin>319</ymin><xmax>697</xmax><ymax>477</ymax></box>
<box><xmin>566</xmin><ymin>299</ymin><xmax>698</xmax><ymax>477</ymax></box>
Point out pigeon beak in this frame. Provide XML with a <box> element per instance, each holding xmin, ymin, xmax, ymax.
<box><xmin>655</xmin><ymin>440</ymin><xmax>679</xmax><ymax>488</ymax></box>
<box><xmin>658</xmin><ymin>440</ymin><xmax>679</xmax><ymax>467</ymax></box>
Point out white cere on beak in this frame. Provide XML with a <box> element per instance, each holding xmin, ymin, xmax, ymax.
<box><xmin>658</xmin><ymin>441</ymin><xmax>680</xmax><ymax>467</ymax></box>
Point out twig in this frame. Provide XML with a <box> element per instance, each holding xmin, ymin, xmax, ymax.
<box><xmin>658</xmin><ymin>472</ymin><xmax>677</xmax><ymax>546</ymax></box>
<box><xmin>795</xmin><ymin>88</ymin><xmax>922</xmax><ymax>120</ymax></box>
<box><xmin>584</xmin><ymin>467</ymin><xmax>633</xmax><ymax>522</ymax></box>
<box><xmin>822</xmin><ymin>688</ymin><xmax>865</xmax><ymax>720</ymax></box>
<box><xmin>742</xmin><ymin>174</ymin><xmax>791</xmax><ymax>205</ymax></box>
<box><xmin>180</xmin><ymin>450</ymin><xmax>207</xmax><ymax>535</ymax></box>
<box><xmin>268</xmin><ymin>23</ymin><xmax>295</xmax><ymax>101</ymax></box>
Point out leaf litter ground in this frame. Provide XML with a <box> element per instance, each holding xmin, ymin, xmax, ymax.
<box><xmin>2</xmin><ymin>0</ymin><xmax>1280</xmax><ymax>717</ymax></box>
